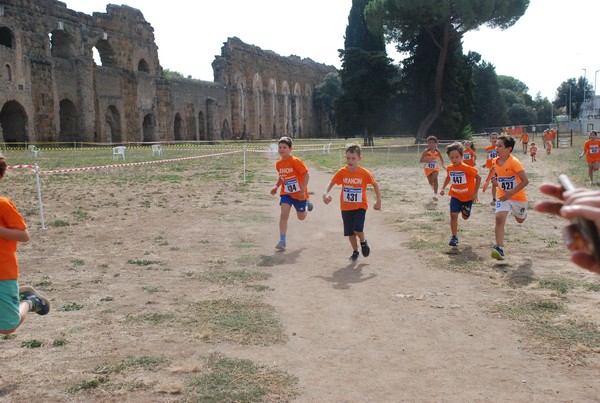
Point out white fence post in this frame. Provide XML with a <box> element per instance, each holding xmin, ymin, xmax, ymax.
<box><xmin>34</xmin><ymin>163</ymin><xmax>46</xmax><ymax>230</ymax></box>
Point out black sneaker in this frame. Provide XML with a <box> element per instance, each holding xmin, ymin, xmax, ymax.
<box><xmin>307</xmin><ymin>201</ymin><xmax>314</xmax><ymax>212</ymax></box>
<box><xmin>461</xmin><ymin>204</ymin><xmax>471</xmax><ymax>219</ymax></box>
<box><xmin>349</xmin><ymin>250</ymin><xmax>360</xmax><ymax>261</ymax></box>
<box><xmin>449</xmin><ymin>236</ymin><xmax>459</xmax><ymax>247</ymax></box>
<box><xmin>19</xmin><ymin>286</ymin><xmax>50</xmax><ymax>315</ymax></box>
<box><xmin>360</xmin><ymin>240</ymin><xmax>370</xmax><ymax>257</ymax></box>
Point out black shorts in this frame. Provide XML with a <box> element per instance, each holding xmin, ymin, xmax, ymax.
<box><xmin>341</xmin><ymin>208</ymin><xmax>366</xmax><ymax>236</ymax></box>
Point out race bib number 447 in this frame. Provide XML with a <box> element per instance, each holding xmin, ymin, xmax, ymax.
<box><xmin>343</xmin><ymin>187</ymin><xmax>363</xmax><ymax>203</ymax></box>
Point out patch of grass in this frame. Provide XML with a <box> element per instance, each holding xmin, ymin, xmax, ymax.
<box><xmin>34</xmin><ymin>276</ymin><xmax>52</xmax><ymax>288</ymax></box>
<box><xmin>200</xmin><ymin>269</ymin><xmax>270</xmax><ymax>285</ymax></box>
<box><xmin>72</xmin><ymin>209</ymin><xmax>89</xmax><ymax>220</ymax></box>
<box><xmin>52</xmin><ymin>338</ymin><xmax>67</xmax><ymax>347</ymax></box>
<box><xmin>187</xmin><ymin>352</ymin><xmax>299</xmax><ymax>402</ymax></box>
<box><xmin>190</xmin><ymin>298</ymin><xmax>286</xmax><ymax>345</ymax></box>
<box><xmin>21</xmin><ymin>339</ymin><xmax>43</xmax><ymax>348</ymax></box>
<box><xmin>127</xmin><ymin>259</ymin><xmax>161</xmax><ymax>266</ymax></box>
<box><xmin>538</xmin><ymin>277</ymin><xmax>600</xmax><ymax>294</ymax></box>
<box><xmin>71</xmin><ymin>259</ymin><xmax>85</xmax><ymax>267</ymax></box>
<box><xmin>245</xmin><ymin>284</ymin><xmax>272</xmax><ymax>292</ymax></box>
<box><xmin>408</xmin><ymin>238</ymin><xmax>447</xmax><ymax>250</ymax></box>
<box><xmin>51</xmin><ymin>219</ymin><xmax>70</xmax><ymax>227</ymax></box>
<box><xmin>94</xmin><ymin>355</ymin><xmax>170</xmax><ymax>375</ymax></box>
<box><xmin>58</xmin><ymin>302</ymin><xmax>84</xmax><ymax>311</ymax></box>
<box><xmin>1</xmin><ymin>334</ymin><xmax>17</xmax><ymax>340</ymax></box>
<box><xmin>125</xmin><ymin>312</ymin><xmax>176</xmax><ymax>324</ymax></box>
<box><xmin>67</xmin><ymin>376</ymin><xmax>109</xmax><ymax>394</ymax></box>
<box><xmin>142</xmin><ymin>285</ymin><xmax>167</xmax><ymax>293</ymax></box>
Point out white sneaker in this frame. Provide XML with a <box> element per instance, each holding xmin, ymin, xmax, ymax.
<box><xmin>432</xmin><ymin>194</ymin><xmax>439</xmax><ymax>201</ymax></box>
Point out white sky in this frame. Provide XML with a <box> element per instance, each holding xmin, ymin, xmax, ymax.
<box><xmin>65</xmin><ymin>0</ymin><xmax>598</xmax><ymax>101</ymax></box>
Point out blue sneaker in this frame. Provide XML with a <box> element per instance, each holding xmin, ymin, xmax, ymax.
<box><xmin>275</xmin><ymin>241</ymin><xmax>286</xmax><ymax>251</ymax></box>
<box><xmin>449</xmin><ymin>236</ymin><xmax>459</xmax><ymax>247</ymax></box>
<box><xmin>19</xmin><ymin>286</ymin><xmax>50</xmax><ymax>315</ymax></box>
<box><xmin>307</xmin><ymin>201</ymin><xmax>314</xmax><ymax>212</ymax></box>
<box><xmin>491</xmin><ymin>246</ymin><xmax>505</xmax><ymax>260</ymax></box>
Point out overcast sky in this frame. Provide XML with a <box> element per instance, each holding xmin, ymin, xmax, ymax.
<box><xmin>65</xmin><ymin>0</ymin><xmax>598</xmax><ymax>101</ymax></box>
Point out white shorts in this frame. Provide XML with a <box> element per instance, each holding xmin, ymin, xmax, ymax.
<box><xmin>495</xmin><ymin>199</ymin><xmax>527</xmax><ymax>220</ymax></box>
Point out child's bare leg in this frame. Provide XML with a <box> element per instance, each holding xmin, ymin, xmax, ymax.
<box><xmin>279</xmin><ymin>203</ymin><xmax>292</xmax><ymax>235</ymax></box>
<box><xmin>431</xmin><ymin>171</ymin><xmax>439</xmax><ymax>194</ymax></box>
<box><xmin>450</xmin><ymin>212</ymin><xmax>459</xmax><ymax>236</ymax></box>
<box><xmin>349</xmin><ymin>234</ymin><xmax>359</xmax><ymax>251</ymax></box>
<box><xmin>295</xmin><ymin>209</ymin><xmax>307</xmax><ymax>221</ymax></box>
<box><xmin>494</xmin><ymin>211</ymin><xmax>509</xmax><ymax>247</ymax></box>
<box><xmin>492</xmin><ymin>181</ymin><xmax>497</xmax><ymax>201</ymax></box>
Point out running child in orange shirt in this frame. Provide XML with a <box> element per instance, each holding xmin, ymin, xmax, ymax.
<box><xmin>529</xmin><ymin>143</ymin><xmax>537</xmax><ymax>162</ymax></box>
<box><xmin>270</xmin><ymin>136</ymin><xmax>313</xmax><ymax>251</ymax></box>
<box><xmin>419</xmin><ymin>135</ymin><xmax>445</xmax><ymax>201</ymax></box>
<box><xmin>483</xmin><ymin>135</ymin><xmax>529</xmax><ymax>260</ymax></box>
<box><xmin>482</xmin><ymin>132</ymin><xmax>499</xmax><ymax>205</ymax></box>
<box><xmin>462</xmin><ymin>140</ymin><xmax>476</xmax><ymax>167</ymax></box>
<box><xmin>579</xmin><ymin>130</ymin><xmax>600</xmax><ymax>184</ymax></box>
<box><xmin>323</xmin><ymin>143</ymin><xmax>381</xmax><ymax>261</ymax></box>
<box><xmin>439</xmin><ymin>142</ymin><xmax>481</xmax><ymax>247</ymax></box>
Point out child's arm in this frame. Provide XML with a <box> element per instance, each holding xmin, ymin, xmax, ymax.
<box><xmin>270</xmin><ymin>178</ymin><xmax>282</xmax><ymax>195</ymax></box>
<box><xmin>371</xmin><ymin>181</ymin><xmax>382</xmax><ymax>211</ymax></box>
<box><xmin>419</xmin><ymin>150</ymin><xmax>428</xmax><ymax>163</ymax></box>
<box><xmin>499</xmin><ymin>170</ymin><xmax>529</xmax><ymax>201</ymax></box>
<box><xmin>299</xmin><ymin>172</ymin><xmax>309</xmax><ymax>199</ymax></box>
<box><xmin>472</xmin><ymin>173</ymin><xmax>482</xmax><ymax>201</ymax></box>
<box><xmin>322</xmin><ymin>182</ymin><xmax>335</xmax><ymax>205</ymax></box>
<box><xmin>482</xmin><ymin>167</ymin><xmax>496</xmax><ymax>192</ymax></box>
<box><xmin>439</xmin><ymin>174</ymin><xmax>450</xmax><ymax>196</ymax></box>
<box><xmin>0</xmin><ymin>227</ymin><xmax>30</xmax><ymax>243</ymax></box>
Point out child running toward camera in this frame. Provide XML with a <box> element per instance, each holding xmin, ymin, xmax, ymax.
<box><xmin>579</xmin><ymin>130</ymin><xmax>600</xmax><ymax>185</ymax></box>
<box><xmin>529</xmin><ymin>143</ymin><xmax>537</xmax><ymax>162</ymax></box>
<box><xmin>462</xmin><ymin>140</ymin><xmax>476</xmax><ymax>167</ymax></box>
<box><xmin>419</xmin><ymin>135</ymin><xmax>445</xmax><ymax>201</ymax></box>
<box><xmin>270</xmin><ymin>136</ymin><xmax>313</xmax><ymax>251</ymax></box>
<box><xmin>483</xmin><ymin>135</ymin><xmax>529</xmax><ymax>260</ymax></box>
<box><xmin>323</xmin><ymin>143</ymin><xmax>381</xmax><ymax>261</ymax></box>
<box><xmin>439</xmin><ymin>142</ymin><xmax>481</xmax><ymax>247</ymax></box>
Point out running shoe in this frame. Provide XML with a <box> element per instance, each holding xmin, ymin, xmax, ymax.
<box><xmin>275</xmin><ymin>241</ymin><xmax>286</xmax><ymax>251</ymax></box>
<box><xmin>491</xmin><ymin>245</ymin><xmax>505</xmax><ymax>260</ymax></box>
<box><xmin>449</xmin><ymin>236</ymin><xmax>459</xmax><ymax>247</ymax></box>
<box><xmin>307</xmin><ymin>201</ymin><xmax>314</xmax><ymax>212</ymax></box>
<box><xmin>19</xmin><ymin>286</ymin><xmax>50</xmax><ymax>315</ymax></box>
<box><xmin>360</xmin><ymin>239</ymin><xmax>370</xmax><ymax>257</ymax></box>
<box><xmin>349</xmin><ymin>250</ymin><xmax>360</xmax><ymax>261</ymax></box>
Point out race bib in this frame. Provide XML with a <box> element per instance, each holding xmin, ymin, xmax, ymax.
<box><xmin>498</xmin><ymin>175</ymin><xmax>517</xmax><ymax>191</ymax></box>
<box><xmin>463</xmin><ymin>153</ymin><xmax>471</xmax><ymax>160</ymax></box>
<box><xmin>590</xmin><ymin>145</ymin><xmax>599</xmax><ymax>154</ymax></box>
<box><xmin>487</xmin><ymin>149</ymin><xmax>497</xmax><ymax>159</ymax></box>
<box><xmin>284</xmin><ymin>178</ymin><xmax>299</xmax><ymax>193</ymax></box>
<box><xmin>450</xmin><ymin>171</ymin><xmax>466</xmax><ymax>185</ymax></box>
<box><xmin>425</xmin><ymin>161</ymin><xmax>438</xmax><ymax>169</ymax></box>
<box><xmin>343</xmin><ymin>186</ymin><xmax>362</xmax><ymax>203</ymax></box>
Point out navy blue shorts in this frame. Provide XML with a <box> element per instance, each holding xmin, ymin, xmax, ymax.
<box><xmin>280</xmin><ymin>194</ymin><xmax>308</xmax><ymax>212</ymax></box>
<box><xmin>450</xmin><ymin>197</ymin><xmax>473</xmax><ymax>217</ymax></box>
<box><xmin>341</xmin><ymin>208</ymin><xmax>366</xmax><ymax>236</ymax></box>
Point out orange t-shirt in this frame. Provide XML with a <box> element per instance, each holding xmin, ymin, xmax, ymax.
<box><xmin>0</xmin><ymin>197</ymin><xmax>27</xmax><ymax>280</ymax></box>
<box><xmin>530</xmin><ymin>146</ymin><xmax>537</xmax><ymax>156</ymax></box>
<box><xmin>583</xmin><ymin>139</ymin><xmax>600</xmax><ymax>163</ymax></box>
<box><xmin>484</xmin><ymin>145</ymin><xmax>497</xmax><ymax>169</ymax></box>
<box><xmin>462</xmin><ymin>149</ymin><xmax>476</xmax><ymax>167</ymax></box>
<box><xmin>331</xmin><ymin>166</ymin><xmax>376</xmax><ymax>211</ymax></box>
<box><xmin>521</xmin><ymin>133</ymin><xmax>529</xmax><ymax>143</ymax></box>
<box><xmin>492</xmin><ymin>155</ymin><xmax>527</xmax><ymax>202</ymax></box>
<box><xmin>445</xmin><ymin>163</ymin><xmax>479</xmax><ymax>202</ymax></box>
<box><xmin>275</xmin><ymin>155</ymin><xmax>308</xmax><ymax>200</ymax></box>
<box><xmin>421</xmin><ymin>149</ymin><xmax>442</xmax><ymax>175</ymax></box>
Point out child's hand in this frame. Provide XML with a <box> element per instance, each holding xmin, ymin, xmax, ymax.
<box><xmin>270</xmin><ymin>186</ymin><xmax>278</xmax><ymax>196</ymax></box>
<box><xmin>323</xmin><ymin>194</ymin><xmax>332</xmax><ymax>205</ymax></box>
<box><xmin>440</xmin><ymin>189</ymin><xmax>445</xmax><ymax>196</ymax></box>
<box><xmin>373</xmin><ymin>200</ymin><xmax>382</xmax><ymax>211</ymax></box>
<box><xmin>482</xmin><ymin>181</ymin><xmax>489</xmax><ymax>193</ymax></box>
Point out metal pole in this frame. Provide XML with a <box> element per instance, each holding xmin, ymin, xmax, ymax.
<box><xmin>33</xmin><ymin>164</ymin><xmax>46</xmax><ymax>230</ymax></box>
<box><xmin>582</xmin><ymin>68</ymin><xmax>587</xmax><ymax>103</ymax></box>
<box><xmin>243</xmin><ymin>145</ymin><xmax>247</xmax><ymax>182</ymax></box>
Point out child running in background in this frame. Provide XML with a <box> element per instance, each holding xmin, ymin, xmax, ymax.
<box><xmin>483</xmin><ymin>135</ymin><xmax>529</xmax><ymax>260</ymax></box>
<box><xmin>323</xmin><ymin>143</ymin><xmax>381</xmax><ymax>261</ymax></box>
<box><xmin>462</xmin><ymin>140</ymin><xmax>476</xmax><ymax>167</ymax></box>
<box><xmin>270</xmin><ymin>136</ymin><xmax>313</xmax><ymax>251</ymax></box>
<box><xmin>419</xmin><ymin>135</ymin><xmax>445</xmax><ymax>201</ymax></box>
<box><xmin>0</xmin><ymin>156</ymin><xmax>50</xmax><ymax>335</ymax></box>
<box><xmin>579</xmin><ymin>130</ymin><xmax>600</xmax><ymax>184</ymax></box>
<box><xmin>439</xmin><ymin>142</ymin><xmax>481</xmax><ymax>247</ymax></box>
<box><xmin>482</xmin><ymin>132</ymin><xmax>499</xmax><ymax>205</ymax></box>
<box><xmin>529</xmin><ymin>143</ymin><xmax>537</xmax><ymax>162</ymax></box>
<box><xmin>520</xmin><ymin>131</ymin><xmax>529</xmax><ymax>154</ymax></box>
<box><xmin>545</xmin><ymin>140</ymin><xmax>552</xmax><ymax>155</ymax></box>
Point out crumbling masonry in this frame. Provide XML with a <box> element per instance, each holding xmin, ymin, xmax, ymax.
<box><xmin>0</xmin><ymin>0</ymin><xmax>336</xmax><ymax>144</ymax></box>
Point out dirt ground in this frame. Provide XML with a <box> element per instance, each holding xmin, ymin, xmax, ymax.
<box><xmin>1</xmin><ymin>141</ymin><xmax>599</xmax><ymax>402</ymax></box>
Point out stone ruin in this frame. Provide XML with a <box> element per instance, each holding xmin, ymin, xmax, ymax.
<box><xmin>0</xmin><ymin>0</ymin><xmax>337</xmax><ymax>144</ymax></box>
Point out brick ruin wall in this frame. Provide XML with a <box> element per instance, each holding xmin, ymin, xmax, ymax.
<box><xmin>0</xmin><ymin>0</ymin><xmax>337</xmax><ymax>144</ymax></box>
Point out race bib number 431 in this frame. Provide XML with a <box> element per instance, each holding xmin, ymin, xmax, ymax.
<box><xmin>343</xmin><ymin>187</ymin><xmax>363</xmax><ymax>203</ymax></box>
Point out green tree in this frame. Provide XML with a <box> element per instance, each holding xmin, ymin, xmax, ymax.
<box><xmin>366</xmin><ymin>0</ymin><xmax>529</xmax><ymax>140</ymax></box>
<box><xmin>470</xmin><ymin>53</ymin><xmax>506</xmax><ymax>132</ymax></box>
<box><xmin>336</xmin><ymin>0</ymin><xmax>397</xmax><ymax>145</ymax></box>
<box><xmin>313</xmin><ymin>72</ymin><xmax>343</xmax><ymax>133</ymax></box>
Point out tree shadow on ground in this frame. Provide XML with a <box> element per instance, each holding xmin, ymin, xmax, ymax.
<box><xmin>312</xmin><ymin>262</ymin><xmax>377</xmax><ymax>290</ymax></box>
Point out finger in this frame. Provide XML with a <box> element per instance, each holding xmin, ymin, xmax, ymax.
<box><xmin>538</xmin><ymin>183</ymin><xmax>564</xmax><ymax>199</ymax></box>
<box><xmin>561</xmin><ymin>205</ymin><xmax>600</xmax><ymax>225</ymax></box>
<box><xmin>563</xmin><ymin>193</ymin><xmax>600</xmax><ymax>209</ymax></box>
<box><xmin>570</xmin><ymin>251</ymin><xmax>600</xmax><ymax>275</ymax></box>
<box><xmin>534</xmin><ymin>201</ymin><xmax>563</xmax><ymax>215</ymax></box>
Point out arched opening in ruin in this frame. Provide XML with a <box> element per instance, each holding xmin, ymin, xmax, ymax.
<box><xmin>93</xmin><ymin>39</ymin><xmax>116</xmax><ymax>68</ymax></box>
<box><xmin>4</xmin><ymin>64</ymin><xmax>11</xmax><ymax>81</ymax></box>
<box><xmin>59</xmin><ymin>99</ymin><xmax>79</xmax><ymax>142</ymax></box>
<box><xmin>174</xmin><ymin>113</ymin><xmax>184</xmax><ymax>141</ymax></box>
<box><xmin>0</xmin><ymin>27</ymin><xmax>14</xmax><ymax>48</ymax></box>
<box><xmin>198</xmin><ymin>112</ymin><xmax>206</xmax><ymax>141</ymax></box>
<box><xmin>186</xmin><ymin>115</ymin><xmax>197</xmax><ymax>140</ymax></box>
<box><xmin>221</xmin><ymin>119</ymin><xmax>231</xmax><ymax>140</ymax></box>
<box><xmin>293</xmin><ymin>83</ymin><xmax>302</xmax><ymax>138</ymax></box>
<box><xmin>105</xmin><ymin>105</ymin><xmax>121</xmax><ymax>143</ymax></box>
<box><xmin>138</xmin><ymin>59</ymin><xmax>149</xmax><ymax>73</ymax></box>
<box><xmin>142</xmin><ymin>114</ymin><xmax>156</xmax><ymax>142</ymax></box>
<box><xmin>49</xmin><ymin>30</ymin><xmax>76</xmax><ymax>59</ymax></box>
<box><xmin>0</xmin><ymin>100</ymin><xmax>28</xmax><ymax>143</ymax></box>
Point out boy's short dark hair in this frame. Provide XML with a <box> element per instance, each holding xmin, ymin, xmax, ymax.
<box><xmin>346</xmin><ymin>143</ymin><xmax>361</xmax><ymax>156</ymax></box>
<box><xmin>0</xmin><ymin>156</ymin><xmax>6</xmax><ymax>178</ymax></box>
<box><xmin>446</xmin><ymin>142</ymin><xmax>463</xmax><ymax>156</ymax></box>
<box><xmin>426</xmin><ymin>135</ymin><xmax>438</xmax><ymax>143</ymax></box>
<box><xmin>498</xmin><ymin>134</ymin><xmax>515</xmax><ymax>151</ymax></box>
<box><xmin>278</xmin><ymin>136</ymin><xmax>293</xmax><ymax>148</ymax></box>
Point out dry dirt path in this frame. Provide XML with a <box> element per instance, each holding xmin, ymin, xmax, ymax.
<box><xmin>224</xmin><ymin>161</ymin><xmax>599</xmax><ymax>402</ymax></box>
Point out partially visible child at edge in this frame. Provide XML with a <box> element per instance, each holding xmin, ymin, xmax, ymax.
<box><xmin>579</xmin><ymin>130</ymin><xmax>600</xmax><ymax>185</ymax></box>
<box><xmin>419</xmin><ymin>135</ymin><xmax>445</xmax><ymax>201</ymax></box>
<box><xmin>482</xmin><ymin>132</ymin><xmax>499</xmax><ymax>205</ymax></box>
<box><xmin>0</xmin><ymin>156</ymin><xmax>50</xmax><ymax>335</ymax></box>
<box><xmin>439</xmin><ymin>142</ymin><xmax>481</xmax><ymax>247</ymax></box>
<box><xmin>270</xmin><ymin>136</ymin><xmax>313</xmax><ymax>251</ymax></box>
<box><xmin>529</xmin><ymin>143</ymin><xmax>537</xmax><ymax>162</ymax></box>
<box><xmin>483</xmin><ymin>135</ymin><xmax>529</xmax><ymax>260</ymax></box>
<box><xmin>462</xmin><ymin>140</ymin><xmax>476</xmax><ymax>167</ymax></box>
<box><xmin>323</xmin><ymin>143</ymin><xmax>381</xmax><ymax>261</ymax></box>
